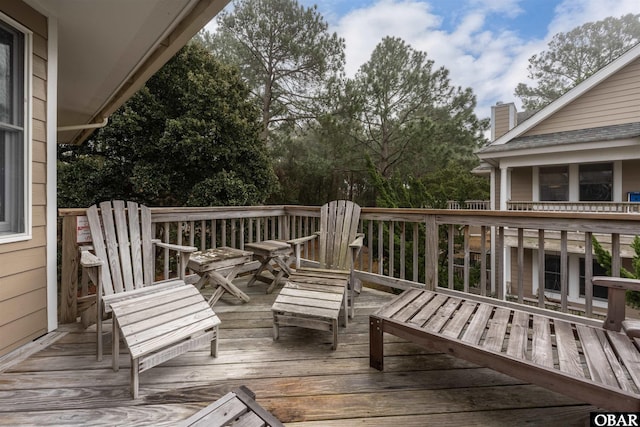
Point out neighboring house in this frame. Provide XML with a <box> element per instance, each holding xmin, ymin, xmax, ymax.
<box><xmin>475</xmin><ymin>42</ymin><xmax>640</xmax><ymax>308</ymax></box>
<box><xmin>0</xmin><ymin>0</ymin><xmax>229</xmax><ymax>357</ymax></box>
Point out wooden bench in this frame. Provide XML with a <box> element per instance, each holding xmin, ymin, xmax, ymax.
<box><xmin>178</xmin><ymin>386</ymin><xmax>284</xmax><ymax>427</ymax></box>
<box><xmin>370</xmin><ymin>278</ymin><xmax>640</xmax><ymax>411</ymax></box>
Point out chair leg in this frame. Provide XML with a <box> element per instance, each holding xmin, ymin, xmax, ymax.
<box><xmin>332</xmin><ymin>318</ymin><xmax>338</xmax><ymax>350</ymax></box>
<box><xmin>211</xmin><ymin>327</ymin><xmax>219</xmax><ymax>357</ymax></box>
<box><xmin>131</xmin><ymin>358</ymin><xmax>139</xmax><ymax>399</ymax></box>
<box><xmin>96</xmin><ymin>310</ymin><xmax>103</xmax><ymax>362</ymax></box>
<box><xmin>273</xmin><ymin>313</ymin><xmax>280</xmax><ymax>340</ymax></box>
<box><xmin>112</xmin><ymin>316</ymin><xmax>120</xmax><ymax>372</ymax></box>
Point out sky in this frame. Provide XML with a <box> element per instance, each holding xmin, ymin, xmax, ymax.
<box><xmin>205</xmin><ymin>0</ymin><xmax>640</xmax><ymax>121</ymax></box>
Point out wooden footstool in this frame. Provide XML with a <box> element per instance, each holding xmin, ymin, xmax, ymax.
<box><xmin>271</xmin><ymin>269</ymin><xmax>349</xmax><ymax>350</ymax></box>
<box><xmin>244</xmin><ymin>240</ymin><xmax>293</xmax><ymax>293</ymax></box>
<box><xmin>110</xmin><ymin>284</ymin><xmax>221</xmax><ymax>398</ymax></box>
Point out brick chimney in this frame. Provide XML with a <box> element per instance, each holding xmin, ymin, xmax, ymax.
<box><xmin>490</xmin><ymin>102</ymin><xmax>517</xmax><ymax>141</ymax></box>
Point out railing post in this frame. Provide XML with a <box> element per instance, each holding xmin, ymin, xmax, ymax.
<box><xmin>60</xmin><ymin>214</ymin><xmax>78</xmax><ymax>323</ymax></box>
<box><xmin>425</xmin><ymin>214</ymin><xmax>438</xmax><ymax>290</ymax></box>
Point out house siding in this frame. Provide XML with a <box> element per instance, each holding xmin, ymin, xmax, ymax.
<box><xmin>524</xmin><ymin>58</ymin><xmax>640</xmax><ymax>136</ymax></box>
<box><xmin>0</xmin><ymin>1</ymin><xmax>48</xmax><ymax>357</ymax></box>
<box><xmin>623</xmin><ymin>159</ymin><xmax>640</xmax><ymax>199</ymax></box>
<box><xmin>510</xmin><ymin>167</ymin><xmax>533</xmax><ymax>201</ymax></box>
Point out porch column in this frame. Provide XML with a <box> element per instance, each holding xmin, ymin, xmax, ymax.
<box><xmin>500</xmin><ymin>167</ymin><xmax>509</xmax><ymax>211</ymax></box>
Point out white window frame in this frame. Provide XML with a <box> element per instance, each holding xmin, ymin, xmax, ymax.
<box><xmin>0</xmin><ymin>13</ymin><xmax>32</xmax><ymax>244</ymax></box>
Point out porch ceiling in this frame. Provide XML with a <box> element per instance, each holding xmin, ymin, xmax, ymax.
<box><xmin>24</xmin><ymin>0</ymin><xmax>230</xmax><ymax>145</ymax></box>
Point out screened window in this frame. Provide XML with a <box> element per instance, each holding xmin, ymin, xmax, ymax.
<box><xmin>539</xmin><ymin>166</ymin><xmax>568</xmax><ymax>201</ymax></box>
<box><xmin>0</xmin><ymin>19</ymin><xmax>26</xmax><ymax>237</ymax></box>
<box><xmin>579</xmin><ymin>163</ymin><xmax>612</xmax><ymax>201</ymax></box>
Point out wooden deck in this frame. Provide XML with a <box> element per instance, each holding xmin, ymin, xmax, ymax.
<box><xmin>0</xmin><ymin>277</ymin><xmax>597</xmax><ymax>426</ymax></box>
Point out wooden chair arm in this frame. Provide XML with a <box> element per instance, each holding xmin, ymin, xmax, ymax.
<box><xmin>592</xmin><ymin>276</ymin><xmax>640</xmax><ymax>332</ymax></box>
<box><xmin>592</xmin><ymin>276</ymin><xmax>640</xmax><ymax>292</ymax></box>
<box><xmin>286</xmin><ymin>234</ymin><xmax>318</xmax><ymax>246</ymax></box>
<box><xmin>350</xmin><ymin>233</ymin><xmax>364</xmax><ymax>249</ymax></box>
<box><xmin>153</xmin><ymin>240</ymin><xmax>198</xmax><ymax>253</ymax></box>
<box><xmin>80</xmin><ymin>250</ymin><xmax>103</xmax><ymax>268</ymax></box>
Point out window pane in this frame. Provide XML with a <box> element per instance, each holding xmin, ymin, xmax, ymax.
<box><xmin>579</xmin><ymin>258</ymin><xmax>609</xmax><ymax>300</ymax></box>
<box><xmin>0</xmin><ymin>25</ymin><xmax>14</xmax><ymax>124</ymax></box>
<box><xmin>579</xmin><ymin>163</ymin><xmax>612</xmax><ymax>201</ymax></box>
<box><xmin>540</xmin><ymin>166</ymin><xmax>568</xmax><ymax>201</ymax></box>
<box><xmin>544</xmin><ymin>254</ymin><xmax>561</xmax><ymax>292</ymax></box>
<box><xmin>0</xmin><ymin>20</ymin><xmax>24</xmax><ymax>236</ymax></box>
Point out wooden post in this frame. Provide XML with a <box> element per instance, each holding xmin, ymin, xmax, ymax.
<box><xmin>60</xmin><ymin>215</ymin><xmax>78</xmax><ymax>323</ymax></box>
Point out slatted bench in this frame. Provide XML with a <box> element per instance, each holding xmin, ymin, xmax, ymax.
<box><xmin>370</xmin><ymin>279</ymin><xmax>640</xmax><ymax>411</ymax></box>
<box><xmin>178</xmin><ymin>386</ymin><xmax>284</xmax><ymax>427</ymax></box>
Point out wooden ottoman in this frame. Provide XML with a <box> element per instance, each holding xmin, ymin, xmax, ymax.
<box><xmin>110</xmin><ymin>284</ymin><xmax>221</xmax><ymax>398</ymax></box>
<box><xmin>271</xmin><ymin>269</ymin><xmax>349</xmax><ymax>350</ymax></box>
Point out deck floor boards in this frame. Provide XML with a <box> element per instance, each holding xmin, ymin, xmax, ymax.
<box><xmin>0</xmin><ymin>277</ymin><xmax>596</xmax><ymax>426</ymax></box>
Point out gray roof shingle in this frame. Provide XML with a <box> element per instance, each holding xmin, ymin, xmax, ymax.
<box><xmin>479</xmin><ymin>122</ymin><xmax>640</xmax><ymax>154</ymax></box>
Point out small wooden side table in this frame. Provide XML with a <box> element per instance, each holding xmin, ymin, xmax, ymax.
<box><xmin>188</xmin><ymin>247</ymin><xmax>253</xmax><ymax>306</ymax></box>
<box><xmin>244</xmin><ymin>240</ymin><xmax>293</xmax><ymax>293</ymax></box>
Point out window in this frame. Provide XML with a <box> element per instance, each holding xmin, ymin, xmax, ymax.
<box><xmin>539</xmin><ymin>166</ymin><xmax>568</xmax><ymax>201</ymax></box>
<box><xmin>579</xmin><ymin>163</ymin><xmax>612</xmax><ymax>201</ymax></box>
<box><xmin>579</xmin><ymin>258</ymin><xmax>609</xmax><ymax>300</ymax></box>
<box><xmin>0</xmin><ymin>18</ymin><xmax>27</xmax><ymax>238</ymax></box>
<box><xmin>544</xmin><ymin>254</ymin><xmax>561</xmax><ymax>292</ymax></box>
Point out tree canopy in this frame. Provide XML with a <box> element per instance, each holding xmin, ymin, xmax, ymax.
<box><xmin>58</xmin><ymin>42</ymin><xmax>277</xmax><ymax>208</ymax></box>
<box><xmin>515</xmin><ymin>13</ymin><xmax>640</xmax><ymax>111</ymax></box>
<box><xmin>203</xmin><ymin>0</ymin><xmax>345</xmax><ymax>142</ymax></box>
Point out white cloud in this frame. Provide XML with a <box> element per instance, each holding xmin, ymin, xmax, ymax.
<box><xmin>331</xmin><ymin>0</ymin><xmax>640</xmax><ymax>121</ymax></box>
<box><xmin>334</xmin><ymin>0</ymin><xmax>536</xmax><ymax>119</ymax></box>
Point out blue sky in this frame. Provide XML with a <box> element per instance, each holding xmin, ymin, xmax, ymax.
<box><xmin>207</xmin><ymin>0</ymin><xmax>640</xmax><ymax>120</ymax></box>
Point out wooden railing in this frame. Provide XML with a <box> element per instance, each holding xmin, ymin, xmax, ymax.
<box><xmin>508</xmin><ymin>200</ymin><xmax>640</xmax><ymax>213</ymax></box>
<box><xmin>58</xmin><ymin>206</ymin><xmax>640</xmax><ymax>324</ymax></box>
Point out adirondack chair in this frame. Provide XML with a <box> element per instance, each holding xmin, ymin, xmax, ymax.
<box><xmin>272</xmin><ymin>200</ymin><xmax>363</xmax><ymax>349</ymax></box>
<box><xmin>81</xmin><ymin>201</ymin><xmax>221</xmax><ymax>397</ymax></box>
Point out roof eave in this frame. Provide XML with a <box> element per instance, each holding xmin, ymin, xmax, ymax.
<box><xmin>66</xmin><ymin>0</ymin><xmax>230</xmax><ymax>145</ymax></box>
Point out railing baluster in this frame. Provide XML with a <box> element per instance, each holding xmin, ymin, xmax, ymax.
<box><xmin>448</xmin><ymin>224</ymin><xmax>454</xmax><ymax>290</ymax></box>
<box><xmin>377</xmin><ymin>221</ymin><xmax>384</xmax><ymax>276</ymax></box>
<box><xmin>464</xmin><ymin>225</ymin><xmax>470</xmax><ymax>294</ymax></box>
<box><xmin>496</xmin><ymin>226</ymin><xmax>504</xmax><ymax>300</ymax></box>
<box><xmin>560</xmin><ymin>230</ymin><xmax>568</xmax><ymax>312</ymax></box>
<box><xmin>517</xmin><ymin>228</ymin><xmax>524</xmax><ymax>303</ymax></box>
<box><xmin>480</xmin><ymin>225</ymin><xmax>487</xmax><ymax>297</ymax></box>
<box><xmin>388</xmin><ymin>221</ymin><xmax>394</xmax><ymax>278</ymax></box>
<box><xmin>368</xmin><ymin>220</ymin><xmax>374</xmax><ymax>274</ymax></box>
<box><xmin>400</xmin><ymin>222</ymin><xmax>406</xmax><ymax>280</ymax></box>
<box><xmin>413</xmin><ymin>222</ymin><xmax>419</xmax><ymax>283</ymax></box>
<box><xmin>538</xmin><ymin>229</ymin><xmax>545</xmax><ymax>308</ymax></box>
<box><xmin>584</xmin><ymin>231</ymin><xmax>593</xmax><ymax>317</ymax></box>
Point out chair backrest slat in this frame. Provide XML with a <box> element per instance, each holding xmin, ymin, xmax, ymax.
<box><xmin>127</xmin><ymin>201</ymin><xmax>144</xmax><ymax>289</ymax></box>
<box><xmin>112</xmin><ymin>200</ymin><xmax>135</xmax><ymax>292</ymax></box>
<box><xmin>318</xmin><ymin>200</ymin><xmax>361</xmax><ymax>271</ymax></box>
<box><xmin>141</xmin><ymin>204</ymin><xmax>154</xmax><ymax>285</ymax></box>
<box><xmin>98</xmin><ymin>201</ymin><xmax>125</xmax><ymax>294</ymax></box>
<box><xmin>86</xmin><ymin>204</ymin><xmax>115</xmax><ymax>296</ymax></box>
<box><xmin>87</xmin><ymin>200</ymin><xmax>155</xmax><ymax>297</ymax></box>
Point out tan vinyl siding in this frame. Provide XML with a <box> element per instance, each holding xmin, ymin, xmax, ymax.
<box><xmin>622</xmin><ymin>159</ymin><xmax>640</xmax><ymax>198</ymax></box>
<box><xmin>0</xmin><ymin>1</ymin><xmax>48</xmax><ymax>357</ymax></box>
<box><xmin>524</xmin><ymin>58</ymin><xmax>640</xmax><ymax>136</ymax></box>
<box><xmin>493</xmin><ymin>104</ymin><xmax>511</xmax><ymax>140</ymax></box>
<box><xmin>510</xmin><ymin>167</ymin><xmax>533</xmax><ymax>201</ymax></box>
